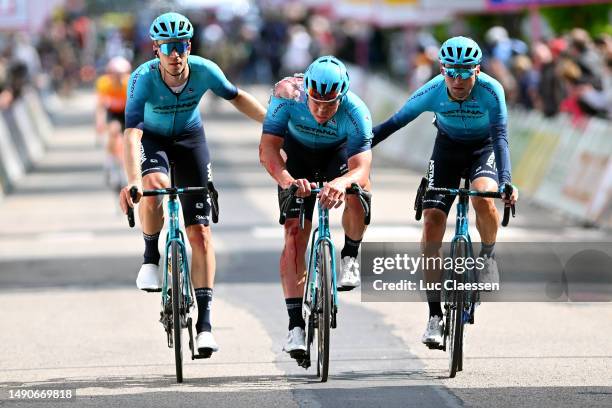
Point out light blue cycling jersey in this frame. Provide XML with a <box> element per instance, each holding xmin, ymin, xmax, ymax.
<box><xmin>125</xmin><ymin>55</ymin><xmax>238</xmax><ymax>136</ymax></box>
<box><xmin>373</xmin><ymin>72</ymin><xmax>511</xmax><ymax>184</ymax></box>
<box><xmin>263</xmin><ymin>90</ymin><xmax>373</xmax><ymax>158</ymax></box>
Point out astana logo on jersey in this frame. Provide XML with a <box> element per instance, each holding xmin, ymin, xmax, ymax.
<box><xmin>486</xmin><ymin>152</ymin><xmax>496</xmax><ymax>170</ymax></box>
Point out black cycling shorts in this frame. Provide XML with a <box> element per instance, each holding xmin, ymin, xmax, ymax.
<box><xmin>107</xmin><ymin>110</ymin><xmax>125</xmax><ymax>130</ymax></box>
<box><xmin>141</xmin><ymin>127</ymin><xmax>212</xmax><ymax>226</ymax></box>
<box><xmin>278</xmin><ymin>135</ymin><xmax>349</xmax><ymax>221</ymax></box>
<box><xmin>424</xmin><ymin>130</ymin><xmax>499</xmax><ymax>215</ymax></box>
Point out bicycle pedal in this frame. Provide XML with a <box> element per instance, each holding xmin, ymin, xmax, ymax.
<box><xmin>336</xmin><ymin>286</ymin><xmax>354</xmax><ymax>292</ymax></box>
<box><xmin>297</xmin><ymin>358</ymin><xmax>311</xmax><ymax>369</ymax></box>
<box><xmin>142</xmin><ymin>288</ymin><xmax>162</xmax><ymax>293</ymax></box>
<box><xmin>194</xmin><ymin>349</ymin><xmax>213</xmax><ymax>359</ymax></box>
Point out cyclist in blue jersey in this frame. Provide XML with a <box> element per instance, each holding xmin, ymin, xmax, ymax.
<box><xmin>259</xmin><ymin>56</ymin><xmax>373</xmax><ymax>361</ymax></box>
<box><xmin>371</xmin><ymin>37</ymin><xmax>518</xmax><ymax>348</ymax></box>
<box><xmin>118</xmin><ymin>12</ymin><xmax>266</xmax><ymax>355</ymax></box>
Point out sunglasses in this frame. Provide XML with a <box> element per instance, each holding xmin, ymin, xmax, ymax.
<box><xmin>308</xmin><ymin>87</ymin><xmax>341</xmax><ymax>104</ymax></box>
<box><xmin>158</xmin><ymin>41</ymin><xmax>190</xmax><ymax>56</ymax></box>
<box><xmin>443</xmin><ymin>66</ymin><xmax>476</xmax><ymax>80</ymax></box>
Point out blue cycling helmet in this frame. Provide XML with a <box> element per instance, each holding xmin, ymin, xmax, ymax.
<box><xmin>438</xmin><ymin>36</ymin><xmax>482</xmax><ymax>66</ymax></box>
<box><xmin>304</xmin><ymin>56</ymin><xmax>350</xmax><ymax>98</ymax></box>
<box><xmin>149</xmin><ymin>12</ymin><xmax>193</xmax><ymax>41</ymax></box>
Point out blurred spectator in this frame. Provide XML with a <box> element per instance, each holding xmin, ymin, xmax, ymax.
<box><xmin>567</xmin><ymin>28</ymin><xmax>605</xmax><ymax>91</ymax></box>
<box><xmin>281</xmin><ymin>24</ymin><xmax>312</xmax><ymax>76</ymax></box>
<box><xmin>409</xmin><ymin>45</ymin><xmax>438</xmax><ymax>92</ymax></box>
<box><xmin>531</xmin><ymin>41</ymin><xmax>564</xmax><ymax>117</ymax></box>
<box><xmin>512</xmin><ymin>54</ymin><xmax>539</xmax><ymax>110</ymax></box>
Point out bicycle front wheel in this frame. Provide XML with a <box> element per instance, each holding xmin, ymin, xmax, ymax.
<box><xmin>316</xmin><ymin>241</ymin><xmax>332</xmax><ymax>382</ymax></box>
<box><xmin>447</xmin><ymin>239</ymin><xmax>469</xmax><ymax>378</ymax></box>
<box><xmin>171</xmin><ymin>241</ymin><xmax>184</xmax><ymax>383</ymax></box>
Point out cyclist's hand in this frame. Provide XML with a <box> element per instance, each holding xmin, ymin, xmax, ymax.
<box><xmin>499</xmin><ymin>182</ymin><xmax>518</xmax><ymax>206</ymax></box>
<box><xmin>293</xmin><ymin>178</ymin><xmax>315</xmax><ymax>198</ymax></box>
<box><xmin>119</xmin><ymin>183</ymin><xmax>142</xmax><ymax>214</ymax></box>
<box><xmin>318</xmin><ymin>179</ymin><xmax>346</xmax><ymax>209</ymax></box>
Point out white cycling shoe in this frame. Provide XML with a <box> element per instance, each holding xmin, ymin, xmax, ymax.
<box><xmin>338</xmin><ymin>256</ymin><xmax>361</xmax><ymax>291</ymax></box>
<box><xmin>196</xmin><ymin>331</ymin><xmax>219</xmax><ymax>354</ymax></box>
<box><xmin>283</xmin><ymin>327</ymin><xmax>306</xmax><ymax>358</ymax></box>
<box><xmin>136</xmin><ymin>263</ymin><xmax>161</xmax><ymax>292</ymax></box>
<box><xmin>421</xmin><ymin>315</ymin><xmax>443</xmax><ymax>347</ymax></box>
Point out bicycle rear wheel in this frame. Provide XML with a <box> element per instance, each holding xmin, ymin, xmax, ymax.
<box><xmin>316</xmin><ymin>241</ymin><xmax>331</xmax><ymax>382</ymax></box>
<box><xmin>171</xmin><ymin>241</ymin><xmax>183</xmax><ymax>383</ymax></box>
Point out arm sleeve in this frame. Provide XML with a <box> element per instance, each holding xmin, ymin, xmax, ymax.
<box><xmin>371</xmin><ymin>79</ymin><xmax>435</xmax><ymax>147</ymax></box>
<box><xmin>262</xmin><ymin>96</ymin><xmax>291</xmax><ymax>138</ymax></box>
<box><xmin>205</xmin><ymin>60</ymin><xmax>239</xmax><ymax>100</ymax></box>
<box><xmin>485</xmin><ymin>79</ymin><xmax>512</xmax><ymax>184</ymax></box>
<box><xmin>125</xmin><ymin>69</ymin><xmax>150</xmax><ymax>129</ymax></box>
<box><xmin>346</xmin><ymin>103</ymin><xmax>373</xmax><ymax>158</ymax></box>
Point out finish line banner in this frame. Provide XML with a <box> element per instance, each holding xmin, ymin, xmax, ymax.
<box><xmin>360</xmin><ymin>242</ymin><xmax>612</xmax><ymax>302</ymax></box>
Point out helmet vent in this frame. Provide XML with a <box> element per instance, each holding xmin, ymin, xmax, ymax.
<box><xmin>179</xmin><ymin>21</ymin><xmax>184</xmax><ymax>30</ymax></box>
<box><xmin>159</xmin><ymin>22</ymin><xmax>168</xmax><ymax>32</ymax></box>
<box><xmin>466</xmin><ymin>47</ymin><xmax>473</xmax><ymax>57</ymax></box>
<box><xmin>329</xmin><ymin>82</ymin><xmax>338</xmax><ymax>93</ymax></box>
<box><xmin>456</xmin><ymin>47</ymin><xmax>463</xmax><ymax>58</ymax></box>
<box><xmin>170</xmin><ymin>21</ymin><xmax>175</xmax><ymax>33</ymax></box>
<box><xmin>446</xmin><ymin>46</ymin><xmax>454</xmax><ymax>57</ymax></box>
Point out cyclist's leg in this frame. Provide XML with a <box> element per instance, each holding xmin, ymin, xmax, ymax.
<box><xmin>106</xmin><ymin>114</ymin><xmax>126</xmax><ymax>196</ymax></box>
<box><xmin>421</xmin><ymin>132</ymin><xmax>465</xmax><ymax>344</ymax></box>
<box><xmin>469</xmin><ymin>146</ymin><xmax>500</xmax><ymax>249</ymax></box>
<box><xmin>278</xmin><ymin>137</ymin><xmax>317</xmax><ymax>357</ymax></box>
<box><xmin>321</xmin><ymin>143</ymin><xmax>367</xmax><ymax>288</ymax></box>
<box><xmin>137</xmin><ymin>133</ymin><xmax>171</xmax><ymax>289</ymax></box>
<box><xmin>469</xmin><ymin>145</ymin><xmax>500</xmax><ymax>284</ymax></box>
<box><xmin>172</xmin><ymin>129</ymin><xmax>217</xmax><ymax>339</ymax></box>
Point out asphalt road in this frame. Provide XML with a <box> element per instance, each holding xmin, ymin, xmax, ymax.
<box><xmin>0</xmin><ymin>88</ymin><xmax>611</xmax><ymax>408</ymax></box>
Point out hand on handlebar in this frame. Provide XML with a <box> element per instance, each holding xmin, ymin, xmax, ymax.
<box><xmin>119</xmin><ymin>183</ymin><xmax>142</xmax><ymax>215</ymax></box>
<box><xmin>318</xmin><ymin>178</ymin><xmax>346</xmax><ymax>209</ymax></box>
<box><xmin>293</xmin><ymin>178</ymin><xmax>316</xmax><ymax>198</ymax></box>
<box><xmin>499</xmin><ymin>182</ymin><xmax>518</xmax><ymax>206</ymax></box>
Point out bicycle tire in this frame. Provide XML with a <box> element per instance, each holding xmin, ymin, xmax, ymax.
<box><xmin>171</xmin><ymin>241</ymin><xmax>183</xmax><ymax>383</ymax></box>
<box><xmin>316</xmin><ymin>241</ymin><xmax>332</xmax><ymax>382</ymax></box>
<box><xmin>448</xmin><ymin>239</ymin><xmax>468</xmax><ymax>378</ymax></box>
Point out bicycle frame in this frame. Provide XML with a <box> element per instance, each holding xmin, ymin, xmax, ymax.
<box><xmin>304</xmin><ymin>191</ymin><xmax>339</xmax><ymax>320</ymax></box>
<box><xmin>161</xmin><ymin>193</ymin><xmax>192</xmax><ymax>309</ymax></box>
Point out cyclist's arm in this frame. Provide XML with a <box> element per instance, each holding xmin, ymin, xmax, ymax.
<box><xmin>123</xmin><ymin>127</ymin><xmax>143</xmax><ymax>186</ymax></box>
<box><xmin>371</xmin><ymin>79</ymin><xmax>436</xmax><ymax>147</ymax></box>
<box><xmin>259</xmin><ymin>133</ymin><xmax>293</xmax><ymax>188</ymax></box>
<box><xmin>334</xmin><ymin>150</ymin><xmax>372</xmax><ymax>189</ymax></box>
<box><xmin>122</xmin><ymin>66</ymin><xmax>150</xmax><ymax>188</ymax></box>
<box><xmin>204</xmin><ymin>59</ymin><xmax>266</xmax><ymax>123</ymax></box>
<box><xmin>336</xmin><ymin>102</ymin><xmax>373</xmax><ymax>188</ymax></box>
<box><xmin>484</xmin><ymin>78</ymin><xmax>512</xmax><ymax>185</ymax></box>
<box><xmin>229</xmin><ymin>88</ymin><xmax>266</xmax><ymax>123</ymax></box>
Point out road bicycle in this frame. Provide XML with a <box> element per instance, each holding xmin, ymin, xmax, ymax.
<box><xmin>127</xmin><ymin>161</ymin><xmax>219</xmax><ymax>383</ymax></box>
<box><xmin>414</xmin><ymin>176</ymin><xmax>515</xmax><ymax>378</ymax></box>
<box><xmin>279</xmin><ymin>182</ymin><xmax>371</xmax><ymax>382</ymax></box>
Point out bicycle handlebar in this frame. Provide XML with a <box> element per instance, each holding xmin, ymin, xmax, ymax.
<box><xmin>279</xmin><ymin>183</ymin><xmax>372</xmax><ymax>228</ymax></box>
<box><xmin>414</xmin><ymin>180</ymin><xmax>516</xmax><ymax>227</ymax></box>
<box><xmin>126</xmin><ymin>182</ymin><xmax>220</xmax><ymax>228</ymax></box>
